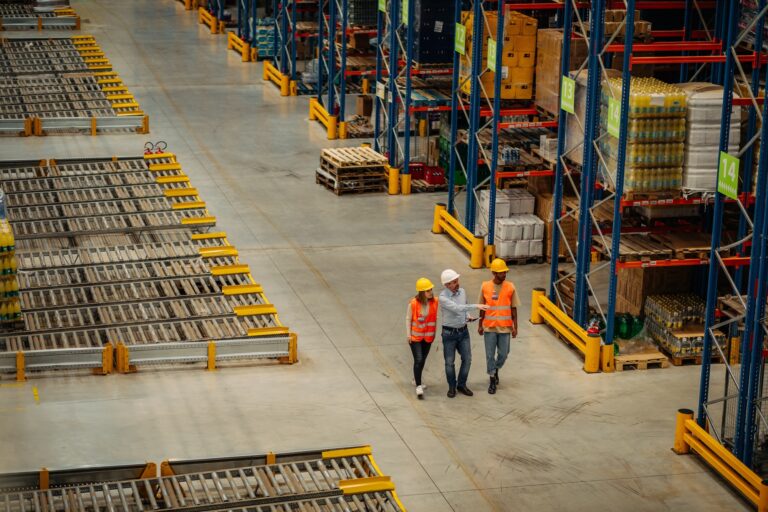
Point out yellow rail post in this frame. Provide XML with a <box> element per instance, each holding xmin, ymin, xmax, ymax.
<box><xmin>387</xmin><ymin>166</ymin><xmax>399</xmax><ymax>195</ymax></box>
<box><xmin>400</xmin><ymin>173</ymin><xmax>412</xmax><ymax>196</ymax></box>
<box><xmin>432</xmin><ymin>203</ymin><xmax>485</xmax><ymax>269</ymax></box>
<box><xmin>207</xmin><ymin>341</ymin><xmax>217</xmax><ymax>371</ymax></box>
<box><xmin>15</xmin><ymin>352</ymin><xmax>25</xmax><ymax>382</ymax></box>
<box><xmin>673</xmin><ymin>408</ymin><xmax>694</xmax><ymax>455</ymax></box>
<box><xmin>530</xmin><ymin>288</ymin><xmax>545</xmax><ymax>324</ymax></box>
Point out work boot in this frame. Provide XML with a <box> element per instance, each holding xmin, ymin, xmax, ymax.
<box><xmin>488</xmin><ymin>377</ymin><xmax>496</xmax><ymax>395</ymax></box>
<box><xmin>457</xmin><ymin>386</ymin><xmax>474</xmax><ymax>397</ymax></box>
<box><xmin>494</xmin><ymin>369</ymin><xmax>499</xmax><ymax>385</ymax></box>
<box><xmin>447</xmin><ymin>387</ymin><xmax>456</xmax><ymax>398</ymax></box>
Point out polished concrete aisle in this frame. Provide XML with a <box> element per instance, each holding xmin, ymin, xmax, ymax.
<box><xmin>0</xmin><ymin>2</ymin><xmax>749</xmax><ymax>511</ymax></box>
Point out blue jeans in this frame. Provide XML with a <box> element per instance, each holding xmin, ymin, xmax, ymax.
<box><xmin>442</xmin><ymin>327</ymin><xmax>471</xmax><ymax>388</ymax></box>
<box><xmin>484</xmin><ymin>332</ymin><xmax>510</xmax><ymax>376</ymax></box>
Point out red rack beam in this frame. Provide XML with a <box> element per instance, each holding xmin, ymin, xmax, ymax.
<box><xmin>498</xmin><ymin>120</ymin><xmax>558</xmax><ymax>130</ymax></box>
<box><xmin>495</xmin><ymin>170</ymin><xmax>555</xmax><ymax>179</ymax></box>
<box><xmin>617</xmin><ymin>256</ymin><xmax>750</xmax><ymax>269</ymax></box>
<box><xmin>733</xmin><ymin>97</ymin><xmax>765</xmax><ymax>106</ymax></box>
<box><xmin>630</xmin><ymin>53</ymin><xmax>768</xmax><ymax>65</ymax></box>
<box><xmin>651</xmin><ymin>29</ymin><xmax>713</xmax><ymax>39</ymax></box>
<box><xmin>605</xmin><ymin>41</ymin><xmax>722</xmax><ymax>53</ymax></box>
<box><xmin>606</xmin><ymin>1</ymin><xmax>715</xmax><ymax>9</ymax></box>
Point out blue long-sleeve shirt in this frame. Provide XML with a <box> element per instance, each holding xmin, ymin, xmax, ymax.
<box><xmin>438</xmin><ymin>288</ymin><xmax>480</xmax><ymax>328</ymax></box>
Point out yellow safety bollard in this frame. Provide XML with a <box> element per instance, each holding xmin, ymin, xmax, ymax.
<box><xmin>432</xmin><ymin>203</ymin><xmax>446</xmax><ymax>234</ymax></box>
<box><xmin>362</xmin><ymin>78</ymin><xmax>370</xmax><ymax>94</ymax></box>
<box><xmin>338</xmin><ymin>121</ymin><xmax>348</xmax><ymax>139</ymax></box>
<box><xmin>400</xmin><ymin>174</ymin><xmax>412</xmax><ymax>195</ymax></box>
<box><xmin>418</xmin><ymin>119</ymin><xmax>428</xmax><ymax>137</ymax></box>
<box><xmin>759</xmin><ymin>480</ymin><xmax>768</xmax><ymax>512</ymax></box>
<box><xmin>469</xmin><ymin>236</ymin><xmax>484</xmax><ymax>269</ymax></box>
<box><xmin>280</xmin><ymin>75</ymin><xmax>290</xmax><ymax>96</ymax></box>
<box><xmin>328</xmin><ymin>116</ymin><xmax>338</xmax><ymax>140</ymax></box>
<box><xmin>15</xmin><ymin>352</ymin><xmax>26</xmax><ymax>382</ymax></box>
<box><xmin>530</xmin><ymin>288</ymin><xmax>545</xmax><ymax>324</ymax></box>
<box><xmin>207</xmin><ymin>341</ymin><xmax>217</xmax><ymax>371</ymax></box>
<box><xmin>583</xmin><ymin>331</ymin><xmax>601</xmax><ymax>373</ymax></box>
<box><xmin>388</xmin><ymin>166</ymin><xmax>399</xmax><ymax>195</ymax></box>
<box><xmin>673</xmin><ymin>408</ymin><xmax>694</xmax><ymax>454</ymax></box>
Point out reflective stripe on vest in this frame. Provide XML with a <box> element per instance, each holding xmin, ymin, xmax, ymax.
<box><xmin>410</xmin><ymin>298</ymin><xmax>438</xmax><ymax>342</ymax></box>
<box><xmin>481</xmin><ymin>280</ymin><xmax>515</xmax><ymax>328</ymax></box>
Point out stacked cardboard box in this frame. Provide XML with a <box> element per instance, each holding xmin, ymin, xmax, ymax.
<box><xmin>615</xmin><ymin>267</ymin><xmax>694</xmax><ymax>317</ymax></box>
<box><xmin>494</xmin><ymin>214</ymin><xmax>544</xmax><ymax>260</ymax></box>
<box><xmin>534</xmin><ymin>29</ymin><xmax>588</xmax><ymax>118</ymax></box>
<box><xmin>460</xmin><ymin>10</ymin><xmax>537</xmax><ymax>100</ymax></box>
<box><xmin>534</xmin><ymin>192</ymin><xmax>578</xmax><ymax>261</ymax></box>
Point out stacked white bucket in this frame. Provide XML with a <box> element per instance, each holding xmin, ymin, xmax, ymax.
<box><xmin>679</xmin><ymin>83</ymin><xmax>741</xmax><ymax>192</ymax></box>
<box><xmin>476</xmin><ymin>189</ymin><xmax>543</xmax><ymax>260</ymax></box>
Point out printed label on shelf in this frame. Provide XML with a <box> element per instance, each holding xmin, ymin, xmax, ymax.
<box><xmin>718</xmin><ymin>151</ymin><xmax>740</xmax><ymax>200</ymax></box>
<box><xmin>607</xmin><ymin>97</ymin><xmax>621</xmax><ymax>138</ymax></box>
<box><xmin>435</xmin><ymin>21</ymin><xmax>443</xmax><ymax>33</ymax></box>
<box><xmin>561</xmin><ymin>76</ymin><xmax>575</xmax><ymax>114</ymax></box>
<box><xmin>401</xmin><ymin>0</ymin><xmax>408</xmax><ymax>25</ymax></box>
<box><xmin>379</xmin><ymin>0</ymin><xmax>386</xmax><ymax>12</ymax></box>
<box><xmin>455</xmin><ymin>24</ymin><xmax>466</xmax><ymax>55</ymax></box>
<box><xmin>376</xmin><ymin>81</ymin><xmax>387</xmax><ymax>101</ymax></box>
<box><xmin>501</xmin><ymin>66</ymin><xmax>509</xmax><ymax>80</ymax></box>
<box><xmin>487</xmin><ymin>38</ymin><xmax>497</xmax><ymax>73</ymax></box>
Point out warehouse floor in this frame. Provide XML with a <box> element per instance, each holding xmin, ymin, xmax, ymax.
<box><xmin>0</xmin><ymin>1</ymin><xmax>751</xmax><ymax>511</ymax></box>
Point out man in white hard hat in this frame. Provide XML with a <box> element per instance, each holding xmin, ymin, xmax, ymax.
<box><xmin>438</xmin><ymin>269</ymin><xmax>489</xmax><ymax>398</ymax></box>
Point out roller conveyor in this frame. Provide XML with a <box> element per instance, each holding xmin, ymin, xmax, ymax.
<box><xmin>0</xmin><ymin>449</ymin><xmax>404</xmax><ymax>512</ymax></box>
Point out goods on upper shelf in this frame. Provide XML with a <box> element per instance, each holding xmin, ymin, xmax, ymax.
<box><xmin>0</xmin><ymin>217</ymin><xmax>20</xmax><ymax>326</ymax></box>
<box><xmin>411</xmin><ymin>0</ymin><xmax>455</xmax><ymax>65</ymax></box>
<box><xmin>460</xmin><ymin>10</ymin><xmax>537</xmax><ymax>100</ymax></box>
<box><xmin>679</xmin><ymin>83</ymin><xmax>741</xmax><ymax>192</ymax></box>
<box><xmin>534</xmin><ymin>29</ymin><xmax>588</xmax><ymax>118</ymax></box>
<box><xmin>348</xmin><ymin>0</ymin><xmax>377</xmax><ymax>27</ymax></box>
<box><xmin>494</xmin><ymin>213</ymin><xmax>544</xmax><ymax>260</ymax></box>
<box><xmin>254</xmin><ymin>18</ymin><xmax>276</xmax><ymax>59</ymax></box>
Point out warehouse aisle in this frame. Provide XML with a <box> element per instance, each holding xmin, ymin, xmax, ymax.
<box><xmin>0</xmin><ymin>1</ymin><xmax>749</xmax><ymax>511</ymax></box>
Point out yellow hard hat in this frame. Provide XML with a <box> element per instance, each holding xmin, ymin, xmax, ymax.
<box><xmin>490</xmin><ymin>258</ymin><xmax>509</xmax><ymax>273</ymax></box>
<box><xmin>416</xmin><ymin>277</ymin><xmax>434</xmax><ymax>292</ymax></box>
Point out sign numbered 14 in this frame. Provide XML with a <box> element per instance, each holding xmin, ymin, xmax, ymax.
<box><xmin>717</xmin><ymin>151</ymin><xmax>740</xmax><ymax>200</ymax></box>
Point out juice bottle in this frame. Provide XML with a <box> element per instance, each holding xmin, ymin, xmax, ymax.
<box><xmin>11</xmin><ymin>299</ymin><xmax>20</xmax><ymax>319</ymax></box>
<box><xmin>9</xmin><ymin>256</ymin><xmax>17</xmax><ymax>275</ymax></box>
<box><xmin>9</xmin><ymin>278</ymin><xmax>18</xmax><ymax>296</ymax></box>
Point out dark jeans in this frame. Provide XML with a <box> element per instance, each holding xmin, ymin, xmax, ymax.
<box><xmin>442</xmin><ymin>326</ymin><xmax>471</xmax><ymax>388</ymax></box>
<box><xmin>410</xmin><ymin>341</ymin><xmax>432</xmax><ymax>386</ymax></box>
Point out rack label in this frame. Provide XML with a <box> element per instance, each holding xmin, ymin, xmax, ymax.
<box><xmin>561</xmin><ymin>75</ymin><xmax>575</xmax><ymax>114</ymax></box>
<box><xmin>487</xmin><ymin>38</ymin><xmax>497</xmax><ymax>72</ymax></box>
<box><xmin>455</xmin><ymin>24</ymin><xmax>466</xmax><ymax>55</ymax></box>
<box><xmin>718</xmin><ymin>151</ymin><xmax>740</xmax><ymax>200</ymax></box>
<box><xmin>607</xmin><ymin>97</ymin><xmax>621</xmax><ymax>138</ymax></box>
<box><xmin>401</xmin><ymin>0</ymin><xmax>408</xmax><ymax>25</ymax></box>
<box><xmin>379</xmin><ymin>0</ymin><xmax>386</xmax><ymax>12</ymax></box>
<box><xmin>376</xmin><ymin>81</ymin><xmax>387</xmax><ymax>101</ymax></box>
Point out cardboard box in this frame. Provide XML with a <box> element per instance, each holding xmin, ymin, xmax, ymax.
<box><xmin>518</xmin><ymin>51</ymin><xmax>535</xmax><ymax>68</ymax></box>
<box><xmin>512</xmin><ymin>35</ymin><xmax>536</xmax><ymax>52</ymax></box>
<box><xmin>509</xmin><ymin>67</ymin><xmax>534</xmax><ymax>84</ymax></box>
<box><xmin>615</xmin><ymin>267</ymin><xmax>695</xmax><ymax>316</ymax></box>
<box><xmin>534</xmin><ymin>29</ymin><xmax>589</xmax><ymax>118</ymax></box>
<box><xmin>356</xmin><ymin>95</ymin><xmax>373</xmax><ymax>117</ymax></box>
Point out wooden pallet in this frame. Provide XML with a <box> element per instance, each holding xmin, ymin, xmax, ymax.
<box><xmin>411</xmin><ymin>179</ymin><xmax>447</xmax><ymax>193</ymax></box>
<box><xmin>658</xmin><ymin>344</ymin><xmax>724</xmax><ymax>366</ymax></box>
<box><xmin>504</xmin><ymin>256</ymin><xmax>545</xmax><ymax>265</ymax></box>
<box><xmin>594</xmin><ymin>233</ymin><xmax>674</xmax><ymax>262</ymax></box>
<box><xmin>649</xmin><ymin>232</ymin><xmax>711</xmax><ymax>260</ymax></box>
<box><xmin>320</xmin><ymin>147</ymin><xmax>386</xmax><ymax>168</ymax></box>
<box><xmin>315</xmin><ymin>171</ymin><xmax>385</xmax><ymax>196</ymax></box>
<box><xmin>614</xmin><ymin>351</ymin><xmax>669</xmax><ymax>371</ymax></box>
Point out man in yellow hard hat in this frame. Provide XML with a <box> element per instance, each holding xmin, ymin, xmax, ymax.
<box><xmin>477</xmin><ymin>258</ymin><xmax>520</xmax><ymax>394</ymax></box>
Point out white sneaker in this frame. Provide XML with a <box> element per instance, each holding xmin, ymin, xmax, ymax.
<box><xmin>411</xmin><ymin>379</ymin><xmax>427</xmax><ymax>389</ymax></box>
<box><xmin>416</xmin><ymin>385</ymin><xmax>424</xmax><ymax>399</ymax></box>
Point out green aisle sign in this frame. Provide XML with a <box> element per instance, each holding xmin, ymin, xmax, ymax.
<box><xmin>607</xmin><ymin>97</ymin><xmax>621</xmax><ymax>138</ymax></box>
<box><xmin>455</xmin><ymin>24</ymin><xmax>466</xmax><ymax>54</ymax></box>
<box><xmin>561</xmin><ymin>75</ymin><xmax>575</xmax><ymax>114</ymax></box>
<box><xmin>401</xmin><ymin>0</ymin><xmax>408</xmax><ymax>25</ymax></box>
<box><xmin>487</xmin><ymin>38</ymin><xmax>497</xmax><ymax>72</ymax></box>
<box><xmin>718</xmin><ymin>151</ymin><xmax>740</xmax><ymax>199</ymax></box>
<box><xmin>379</xmin><ymin>0</ymin><xmax>385</xmax><ymax>12</ymax></box>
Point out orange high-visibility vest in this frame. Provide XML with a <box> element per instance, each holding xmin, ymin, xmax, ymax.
<box><xmin>409</xmin><ymin>298</ymin><xmax>438</xmax><ymax>342</ymax></box>
<box><xmin>481</xmin><ymin>280</ymin><xmax>515</xmax><ymax>329</ymax></box>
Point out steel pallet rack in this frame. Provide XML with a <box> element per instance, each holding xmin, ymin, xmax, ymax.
<box><xmin>310</xmin><ymin>0</ymin><xmax>377</xmax><ymax>139</ymax></box>
<box><xmin>372</xmin><ymin>0</ymin><xmax>455</xmax><ymax>196</ymax></box>
<box><xmin>263</xmin><ymin>0</ymin><xmax>319</xmax><ymax>96</ymax></box>
<box><xmin>0</xmin><ymin>2</ymin><xmax>79</xmax><ymax>30</ymax></box>
<box><xmin>544</xmin><ymin>0</ymin><xmax>740</xmax><ymax>358</ymax></box>
<box><xmin>671</xmin><ymin>1</ymin><xmax>768</xmax><ymax>508</ymax></box>
<box><xmin>432</xmin><ymin>1</ymin><xmax>559</xmax><ymax>266</ymax></box>
<box><xmin>0</xmin><ymin>446</ymin><xmax>406</xmax><ymax>512</ymax></box>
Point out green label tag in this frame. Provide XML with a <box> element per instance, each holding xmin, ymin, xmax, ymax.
<box><xmin>718</xmin><ymin>151</ymin><xmax>740</xmax><ymax>199</ymax></box>
<box><xmin>487</xmin><ymin>38</ymin><xmax>497</xmax><ymax>72</ymax></box>
<box><xmin>378</xmin><ymin>0</ymin><xmax>386</xmax><ymax>13</ymax></box>
<box><xmin>607</xmin><ymin>97</ymin><xmax>621</xmax><ymax>138</ymax></box>
<box><xmin>455</xmin><ymin>23</ymin><xmax>466</xmax><ymax>55</ymax></box>
<box><xmin>401</xmin><ymin>0</ymin><xmax>408</xmax><ymax>26</ymax></box>
<box><xmin>561</xmin><ymin>75</ymin><xmax>575</xmax><ymax>114</ymax></box>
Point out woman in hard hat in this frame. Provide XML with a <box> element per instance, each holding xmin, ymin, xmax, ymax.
<box><xmin>408</xmin><ymin>278</ymin><xmax>438</xmax><ymax>399</ymax></box>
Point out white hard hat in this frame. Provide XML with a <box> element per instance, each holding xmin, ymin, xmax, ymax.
<box><xmin>441</xmin><ymin>269</ymin><xmax>460</xmax><ymax>285</ymax></box>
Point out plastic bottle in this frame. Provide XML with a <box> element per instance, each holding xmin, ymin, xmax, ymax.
<box><xmin>11</xmin><ymin>298</ymin><xmax>20</xmax><ymax>319</ymax></box>
<box><xmin>9</xmin><ymin>256</ymin><xmax>17</xmax><ymax>275</ymax></box>
<box><xmin>9</xmin><ymin>278</ymin><xmax>18</xmax><ymax>296</ymax></box>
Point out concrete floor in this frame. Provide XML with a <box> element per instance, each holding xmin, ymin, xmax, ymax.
<box><xmin>0</xmin><ymin>1</ymin><xmax>752</xmax><ymax>510</ymax></box>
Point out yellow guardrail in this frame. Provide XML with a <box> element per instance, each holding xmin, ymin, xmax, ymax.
<box><xmin>227</xmin><ymin>32</ymin><xmax>251</xmax><ymax>62</ymax></box>
<box><xmin>432</xmin><ymin>203</ymin><xmax>485</xmax><ymax>269</ymax></box>
<box><xmin>309</xmin><ymin>98</ymin><xmax>338</xmax><ymax>139</ymax></box>
<box><xmin>263</xmin><ymin>60</ymin><xmax>293</xmax><ymax>97</ymax></box>
<box><xmin>530</xmin><ymin>288</ymin><xmax>610</xmax><ymax>373</ymax></box>
<box><xmin>674</xmin><ymin>409</ymin><xmax>768</xmax><ymax>511</ymax></box>
<box><xmin>198</xmin><ymin>7</ymin><xmax>223</xmax><ymax>34</ymax></box>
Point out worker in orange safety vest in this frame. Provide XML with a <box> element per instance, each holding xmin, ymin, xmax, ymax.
<box><xmin>407</xmin><ymin>277</ymin><xmax>438</xmax><ymax>399</ymax></box>
<box><xmin>478</xmin><ymin>258</ymin><xmax>520</xmax><ymax>394</ymax></box>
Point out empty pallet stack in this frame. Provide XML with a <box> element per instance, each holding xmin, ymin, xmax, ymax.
<box><xmin>0</xmin><ymin>0</ymin><xmax>79</xmax><ymax>30</ymax></box>
<box><xmin>316</xmin><ymin>147</ymin><xmax>387</xmax><ymax>195</ymax></box>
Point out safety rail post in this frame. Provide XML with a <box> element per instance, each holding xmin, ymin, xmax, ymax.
<box><xmin>432</xmin><ymin>204</ymin><xmax>484</xmax><ymax>269</ymax></box>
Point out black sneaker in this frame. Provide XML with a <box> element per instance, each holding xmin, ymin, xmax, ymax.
<box><xmin>447</xmin><ymin>387</ymin><xmax>456</xmax><ymax>398</ymax></box>
<box><xmin>488</xmin><ymin>377</ymin><xmax>497</xmax><ymax>395</ymax></box>
<box><xmin>493</xmin><ymin>370</ymin><xmax>499</xmax><ymax>385</ymax></box>
<box><xmin>457</xmin><ymin>386</ymin><xmax>474</xmax><ymax>397</ymax></box>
